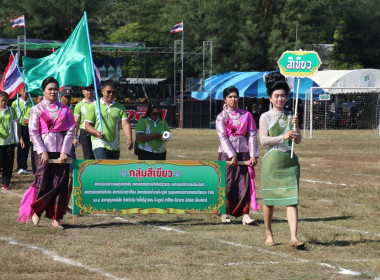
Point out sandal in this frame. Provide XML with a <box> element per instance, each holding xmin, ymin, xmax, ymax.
<box><xmin>221</xmin><ymin>214</ymin><xmax>231</xmax><ymax>223</ymax></box>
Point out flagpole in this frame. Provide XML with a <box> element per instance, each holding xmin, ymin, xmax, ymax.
<box><xmin>180</xmin><ymin>20</ymin><xmax>184</xmax><ymax>128</ymax></box>
<box><xmin>10</xmin><ymin>50</ymin><xmax>34</xmax><ymax>107</ymax></box>
<box><xmin>83</xmin><ymin>11</ymin><xmax>103</xmax><ymax>132</ymax></box>
<box><xmin>23</xmin><ymin>15</ymin><xmax>26</xmax><ymax>56</ymax></box>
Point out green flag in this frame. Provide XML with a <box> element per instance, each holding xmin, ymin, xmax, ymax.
<box><xmin>22</xmin><ymin>15</ymin><xmax>93</xmax><ymax>95</ymax></box>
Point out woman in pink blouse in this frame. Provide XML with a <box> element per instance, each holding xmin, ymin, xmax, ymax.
<box><xmin>216</xmin><ymin>86</ymin><xmax>260</xmax><ymax>225</ymax></box>
<box><xmin>29</xmin><ymin>77</ymin><xmax>76</xmax><ymax>229</ymax></box>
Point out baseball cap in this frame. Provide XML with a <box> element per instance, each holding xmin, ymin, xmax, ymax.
<box><xmin>61</xmin><ymin>88</ymin><xmax>72</xmax><ymax>97</ymax></box>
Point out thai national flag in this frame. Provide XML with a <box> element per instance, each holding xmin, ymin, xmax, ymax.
<box><xmin>94</xmin><ymin>63</ymin><xmax>101</xmax><ymax>89</ymax></box>
<box><xmin>170</xmin><ymin>21</ymin><xmax>183</xmax><ymax>34</ymax></box>
<box><xmin>0</xmin><ymin>54</ymin><xmax>25</xmax><ymax>99</ymax></box>
<box><xmin>10</xmin><ymin>15</ymin><xmax>25</xmax><ymax>29</ymax></box>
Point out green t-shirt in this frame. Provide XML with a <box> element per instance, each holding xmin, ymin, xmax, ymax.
<box><xmin>73</xmin><ymin>99</ymin><xmax>95</xmax><ymax>129</ymax></box>
<box><xmin>135</xmin><ymin>117</ymin><xmax>170</xmax><ymax>153</ymax></box>
<box><xmin>86</xmin><ymin>99</ymin><xmax>128</xmax><ymax>151</ymax></box>
<box><xmin>0</xmin><ymin>106</ymin><xmax>18</xmax><ymax>145</ymax></box>
<box><xmin>24</xmin><ymin>107</ymin><xmax>31</xmax><ymax>123</ymax></box>
<box><xmin>11</xmin><ymin>99</ymin><xmax>33</xmax><ymax>126</ymax></box>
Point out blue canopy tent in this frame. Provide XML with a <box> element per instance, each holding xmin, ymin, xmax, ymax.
<box><xmin>191</xmin><ymin>71</ymin><xmax>323</xmax><ymax>100</ymax></box>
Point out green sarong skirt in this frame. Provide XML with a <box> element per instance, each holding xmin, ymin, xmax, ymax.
<box><xmin>261</xmin><ymin>150</ymin><xmax>300</xmax><ymax>206</ymax></box>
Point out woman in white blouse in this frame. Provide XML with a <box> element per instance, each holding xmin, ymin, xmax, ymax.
<box><xmin>259</xmin><ymin>72</ymin><xmax>304</xmax><ymax>248</ymax></box>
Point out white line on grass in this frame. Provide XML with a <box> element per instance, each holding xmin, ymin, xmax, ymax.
<box><xmin>302</xmin><ymin>168</ymin><xmax>380</xmax><ymax>178</ymax></box>
<box><xmin>113</xmin><ymin>217</ymin><xmax>361</xmax><ymax>276</ymax></box>
<box><xmin>327</xmin><ymin>225</ymin><xmax>380</xmax><ymax>237</ymax></box>
<box><xmin>319</xmin><ymin>263</ymin><xmax>361</xmax><ymax>276</ymax></box>
<box><xmin>114</xmin><ymin>217</ymin><xmax>185</xmax><ymax>233</ymax></box>
<box><xmin>264</xmin><ymin>213</ymin><xmax>380</xmax><ymax>238</ymax></box>
<box><xmin>0</xmin><ymin>236</ymin><xmax>129</xmax><ymax>280</ymax></box>
<box><xmin>301</xmin><ymin>178</ymin><xmax>351</xmax><ymax>187</ymax></box>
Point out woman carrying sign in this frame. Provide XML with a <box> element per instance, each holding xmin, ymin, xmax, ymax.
<box><xmin>216</xmin><ymin>86</ymin><xmax>260</xmax><ymax>225</ymax></box>
<box><xmin>29</xmin><ymin>77</ymin><xmax>76</xmax><ymax>229</ymax></box>
<box><xmin>260</xmin><ymin>72</ymin><xmax>304</xmax><ymax>247</ymax></box>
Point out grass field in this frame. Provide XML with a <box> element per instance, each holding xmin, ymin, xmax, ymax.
<box><xmin>1</xmin><ymin>129</ymin><xmax>379</xmax><ymax>280</ymax></box>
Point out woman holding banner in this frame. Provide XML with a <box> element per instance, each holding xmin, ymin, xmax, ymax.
<box><xmin>260</xmin><ymin>72</ymin><xmax>304</xmax><ymax>247</ymax></box>
<box><xmin>216</xmin><ymin>86</ymin><xmax>260</xmax><ymax>225</ymax></box>
<box><xmin>135</xmin><ymin>101</ymin><xmax>171</xmax><ymax>160</ymax></box>
<box><xmin>29</xmin><ymin>77</ymin><xmax>76</xmax><ymax>229</ymax></box>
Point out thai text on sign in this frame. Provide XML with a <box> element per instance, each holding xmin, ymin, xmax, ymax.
<box><xmin>278</xmin><ymin>50</ymin><xmax>322</xmax><ymax>77</ymax></box>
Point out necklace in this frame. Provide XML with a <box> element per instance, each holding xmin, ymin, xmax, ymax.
<box><xmin>228</xmin><ymin>110</ymin><xmax>240</xmax><ymax>126</ymax></box>
<box><xmin>47</xmin><ymin>104</ymin><xmax>59</xmax><ymax>119</ymax></box>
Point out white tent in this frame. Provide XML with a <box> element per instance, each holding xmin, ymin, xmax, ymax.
<box><xmin>309</xmin><ymin>69</ymin><xmax>380</xmax><ymax>93</ymax></box>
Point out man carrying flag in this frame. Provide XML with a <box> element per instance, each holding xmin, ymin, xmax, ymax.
<box><xmin>85</xmin><ymin>80</ymin><xmax>133</xmax><ymax>160</ymax></box>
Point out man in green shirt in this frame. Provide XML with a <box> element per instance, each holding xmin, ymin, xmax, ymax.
<box><xmin>1</xmin><ymin>92</ymin><xmax>24</xmax><ymax>190</ymax></box>
<box><xmin>85</xmin><ymin>80</ymin><xmax>133</xmax><ymax>159</ymax></box>
<box><xmin>11</xmin><ymin>88</ymin><xmax>33</xmax><ymax>175</ymax></box>
<box><xmin>73</xmin><ymin>85</ymin><xmax>95</xmax><ymax>159</ymax></box>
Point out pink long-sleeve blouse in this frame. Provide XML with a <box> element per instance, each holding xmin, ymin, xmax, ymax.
<box><xmin>216</xmin><ymin>107</ymin><xmax>260</xmax><ymax>159</ymax></box>
<box><xmin>29</xmin><ymin>99</ymin><xmax>76</xmax><ymax>155</ymax></box>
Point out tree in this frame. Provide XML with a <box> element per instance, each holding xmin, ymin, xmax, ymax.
<box><xmin>329</xmin><ymin>0</ymin><xmax>380</xmax><ymax>69</ymax></box>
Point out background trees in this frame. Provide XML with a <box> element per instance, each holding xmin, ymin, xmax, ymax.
<box><xmin>0</xmin><ymin>0</ymin><xmax>379</xmax><ymax>78</ymax></box>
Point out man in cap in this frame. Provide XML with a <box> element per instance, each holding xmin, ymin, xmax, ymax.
<box><xmin>73</xmin><ymin>85</ymin><xmax>95</xmax><ymax>159</ymax></box>
<box><xmin>60</xmin><ymin>87</ymin><xmax>76</xmax><ymax>160</ymax></box>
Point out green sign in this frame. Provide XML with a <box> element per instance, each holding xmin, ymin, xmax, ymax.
<box><xmin>278</xmin><ymin>50</ymin><xmax>322</xmax><ymax>77</ymax></box>
<box><xmin>319</xmin><ymin>94</ymin><xmax>330</xmax><ymax>101</ymax></box>
<box><xmin>73</xmin><ymin>160</ymin><xmax>226</xmax><ymax>215</ymax></box>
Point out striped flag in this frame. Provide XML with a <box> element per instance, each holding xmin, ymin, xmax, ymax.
<box><xmin>170</xmin><ymin>21</ymin><xmax>183</xmax><ymax>34</ymax></box>
<box><xmin>94</xmin><ymin>63</ymin><xmax>101</xmax><ymax>88</ymax></box>
<box><xmin>10</xmin><ymin>15</ymin><xmax>25</xmax><ymax>29</ymax></box>
<box><xmin>0</xmin><ymin>54</ymin><xmax>24</xmax><ymax>99</ymax></box>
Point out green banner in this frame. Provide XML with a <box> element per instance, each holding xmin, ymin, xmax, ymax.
<box><xmin>73</xmin><ymin>160</ymin><xmax>226</xmax><ymax>215</ymax></box>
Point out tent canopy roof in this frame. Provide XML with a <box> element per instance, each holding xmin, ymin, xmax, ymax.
<box><xmin>191</xmin><ymin>69</ymin><xmax>380</xmax><ymax>100</ymax></box>
<box><xmin>309</xmin><ymin>69</ymin><xmax>380</xmax><ymax>93</ymax></box>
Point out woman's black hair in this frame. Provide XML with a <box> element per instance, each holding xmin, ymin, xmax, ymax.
<box><xmin>41</xmin><ymin>77</ymin><xmax>59</xmax><ymax>91</ymax></box>
<box><xmin>145</xmin><ymin>101</ymin><xmax>162</xmax><ymax>118</ymax></box>
<box><xmin>0</xmin><ymin>91</ymin><xmax>9</xmax><ymax>99</ymax></box>
<box><xmin>264</xmin><ymin>72</ymin><xmax>290</xmax><ymax>97</ymax></box>
<box><xmin>223</xmin><ymin>86</ymin><xmax>239</xmax><ymax>100</ymax></box>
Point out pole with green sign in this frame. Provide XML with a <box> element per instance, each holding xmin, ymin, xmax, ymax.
<box><xmin>277</xmin><ymin>50</ymin><xmax>322</xmax><ymax>157</ymax></box>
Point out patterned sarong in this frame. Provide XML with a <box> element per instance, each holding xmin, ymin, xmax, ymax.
<box><xmin>261</xmin><ymin>150</ymin><xmax>300</xmax><ymax>206</ymax></box>
<box><xmin>31</xmin><ymin>152</ymin><xmax>70</xmax><ymax>220</ymax></box>
<box><xmin>219</xmin><ymin>152</ymin><xmax>259</xmax><ymax>217</ymax></box>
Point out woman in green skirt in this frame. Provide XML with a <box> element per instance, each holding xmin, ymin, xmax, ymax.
<box><xmin>259</xmin><ymin>72</ymin><xmax>304</xmax><ymax>247</ymax></box>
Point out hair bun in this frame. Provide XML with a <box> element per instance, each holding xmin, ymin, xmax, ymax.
<box><xmin>265</xmin><ymin>72</ymin><xmax>290</xmax><ymax>97</ymax></box>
